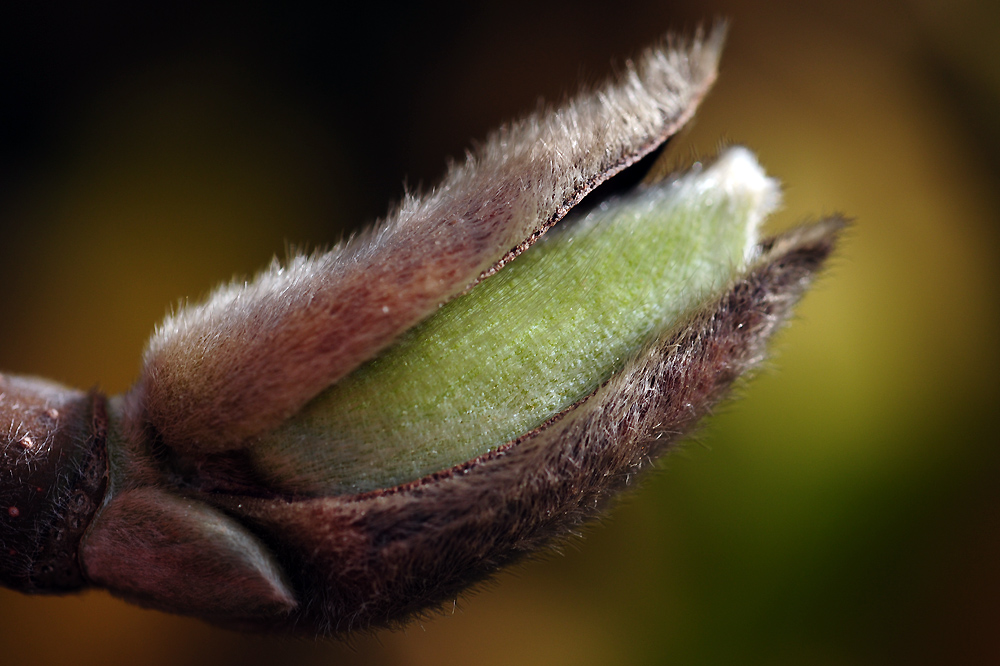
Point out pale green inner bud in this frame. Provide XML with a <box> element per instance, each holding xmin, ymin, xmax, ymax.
<box><xmin>250</xmin><ymin>147</ymin><xmax>779</xmax><ymax>496</ymax></box>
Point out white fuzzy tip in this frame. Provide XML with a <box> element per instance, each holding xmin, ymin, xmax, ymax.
<box><xmin>700</xmin><ymin>146</ymin><xmax>781</xmax><ymax>263</ymax></box>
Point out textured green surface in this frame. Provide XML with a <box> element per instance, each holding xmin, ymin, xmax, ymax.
<box><xmin>251</xmin><ymin>148</ymin><xmax>778</xmax><ymax>495</ymax></box>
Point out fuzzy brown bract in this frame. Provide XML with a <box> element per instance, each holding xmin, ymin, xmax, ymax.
<box><xmin>0</xmin><ymin>25</ymin><xmax>845</xmax><ymax>636</ymax></box>
<box><xmin>135</xmin><ymin>27</ymin><xmax>726</xmax><ymax>456</ymax></box>
<box><xmin>209</xmin><ymin>220</ymin><xmax>843</xmax><ymax>633</ymax></box>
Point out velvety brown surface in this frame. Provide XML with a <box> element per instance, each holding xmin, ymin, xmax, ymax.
<box><xmin>0</xmin><ymin>377</ymin><xmax>106</xmax><ymax>592</ymax></box>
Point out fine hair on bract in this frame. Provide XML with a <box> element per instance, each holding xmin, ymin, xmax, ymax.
<box><xmin>135</xmin><ymin>26</ymin><xmax>727</xmax><ymax>455</ymax></box>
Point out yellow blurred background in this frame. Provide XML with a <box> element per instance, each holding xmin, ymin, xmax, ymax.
<box><xmin>1</xmin><ymin>0</ymin><xmax>998</xmax><ymax>664</ymax></box>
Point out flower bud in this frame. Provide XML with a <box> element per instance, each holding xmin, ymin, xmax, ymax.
<box><xmin>0</xmin><ymin>25</ymin><xmax>845</xmax><ymax>635</ymax></box>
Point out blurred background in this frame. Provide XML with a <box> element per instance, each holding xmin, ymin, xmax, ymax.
<box><xmin>1</xmin><ymin>0</ymin><xmax>998</xmax><ymax>664</ymax></box>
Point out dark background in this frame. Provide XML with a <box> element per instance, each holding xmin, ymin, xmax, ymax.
<box><xmin>2</xmin><ymin>1</ymin><xmax>999</xmax><ymax>664</ymax></box>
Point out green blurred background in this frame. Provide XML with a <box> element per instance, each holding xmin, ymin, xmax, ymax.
<box><xmin>1</xmin><ymin>0</ymin><xmax>998</xmax><ymax>664</ymax></box>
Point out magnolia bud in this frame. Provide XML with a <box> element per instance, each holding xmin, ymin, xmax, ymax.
<box><xmin>0</xmin><ymin>24</ymin><xmax>844</xmax><ymax>635</ymax></box>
